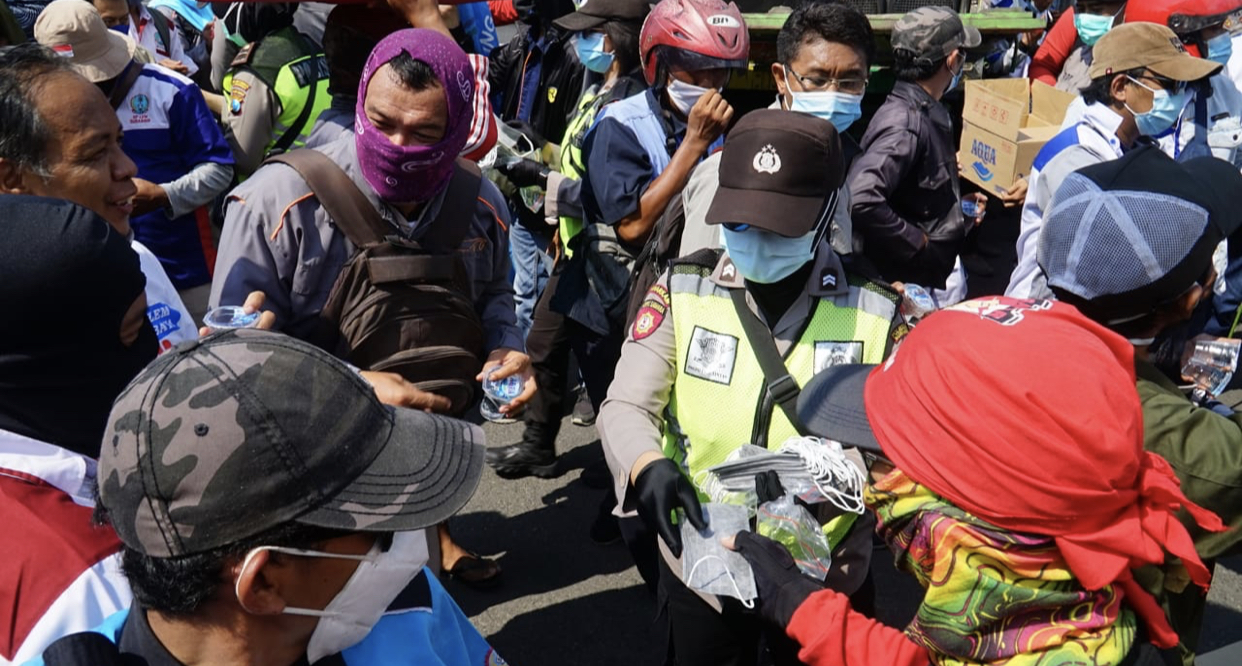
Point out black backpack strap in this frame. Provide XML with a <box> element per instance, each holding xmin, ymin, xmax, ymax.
<box><xmin>728</xmin><ymin>288</ymin><xmax>808</xmax><ymax>437</ymax></box>
<box><xmin>148</xmin><ymin>8</ymin><xmax>172</xmax><ymax>59</ymax></box>
<box><xmin>422</xmin><ymin>159</ymin><xmax>483</xmax><ymax>252</ymax></box>
<box><xmin>263</xmin><ymin>149</ymin><xmax>389</xmax><ymax>248</ymax></box>
<box><xmin>107</xmin><ymin>61</ymin><xmax>144</xmax><ymax>111</ymax></box>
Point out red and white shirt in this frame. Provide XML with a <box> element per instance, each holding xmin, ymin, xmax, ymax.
<box><xmin>0</xmin><ymin>431</ymin><xmax>131</xmax><ymax>665</ymax></box>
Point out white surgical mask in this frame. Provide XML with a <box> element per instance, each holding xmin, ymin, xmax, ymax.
<box><xmin>666</xmin><ymin>78</ymin><xmax>714</xmax><ymax>116</ymax></box>
<box><xmin>236</xmin><ymin>530</ymin><xmax>429</xmax><ymax>663</ymax></box>
<box><xmin>786</xmin><ymin>89</ymin><xmax>864</xmax><ymax>132</ymax></box>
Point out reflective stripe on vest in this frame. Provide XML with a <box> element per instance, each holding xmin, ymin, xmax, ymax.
<box><xmin>661</xmin><ymin>261</ymin><xmax>898</xmax><ymax>544</ymax></box>
<box><xmin>557</xmin><ymin>87</ymin><xmax>602</xmax><ymax>256</ymax></box>
<box><xmin>223</xmin><ymin>30</ymin><xmax>330</xmax><ymax>165</ymax></box>
<box><xmin>267</xmin><ymin>52</ymin><xmax>331</xmax><ymax>154</ymax></box>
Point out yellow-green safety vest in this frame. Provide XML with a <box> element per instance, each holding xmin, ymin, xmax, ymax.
<box><xmin>661</xmin><ymin>255</ymin><xmax>900</xmax><ymax>545</ymax></box>
<box><xmin>556</xmin><ymin>86</ymin><xmax>603</xmax><ymax>258</ymax></box>
<box><xmin>223</xmin><ymin>27</ymin><xmax>330</xmax><ymax>173</ymax></box>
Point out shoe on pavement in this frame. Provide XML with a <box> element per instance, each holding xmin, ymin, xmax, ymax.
<box><xmin>486</xmin><ymin>443</ymin><xmax>558</xmax><ymax>479</ymax></box>
<box><xmin>571</xmin><ymin>389</ymin><xmax>596</xmax><ymax>427</ymax></box>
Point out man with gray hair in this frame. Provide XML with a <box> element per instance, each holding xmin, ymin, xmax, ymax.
<box><xmin>0</xmin><ymin>42</ymin><xmax>200</xmax><ymax>351</ymax></box>
<box><xmin>34</xmin><ymin>0</ymin><xmax>234</xmax><ymax>324</ymax></box>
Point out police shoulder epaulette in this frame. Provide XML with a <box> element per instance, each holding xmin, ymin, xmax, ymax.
<box><xmin>230</xmin><ymin>42</ymin><xmax>255</xmax><ymax>68</ymax></box>
<box><xmin>672</xmin><ymin>247</ymin><xmax>721</xmax><ymax>271</ymax></box>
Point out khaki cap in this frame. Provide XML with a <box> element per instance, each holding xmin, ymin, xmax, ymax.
<box><xmin>34</xmin><ymin>0</ymin><xmax>136</xmax><ymax>83</ymax></box>
<box><xmin>1088</xmin><ymin>22</ymin><xmax>1221</xmax><ymax>82</ymax></box>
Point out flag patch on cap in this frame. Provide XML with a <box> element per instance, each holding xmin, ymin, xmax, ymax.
<box><xmin>51</xmin><ymin>44</ymin><xmax>74</xmax><ymax>57</ymax></box>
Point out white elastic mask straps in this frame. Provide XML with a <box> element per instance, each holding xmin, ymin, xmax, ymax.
<box><xmin>236</xmin><ymin>530</ymin><xmax>429</xmax><ymax>663</ymax></box>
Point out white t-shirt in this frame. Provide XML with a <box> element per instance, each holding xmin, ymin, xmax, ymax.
<box><xmin>134</xmin><ymin>240</ymin><xmax>197</xmax><ymax>353</ymax></box>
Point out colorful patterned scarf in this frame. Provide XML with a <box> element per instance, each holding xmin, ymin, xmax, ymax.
<box><xmin>868</xmin><ymin>469</ymin><xmax>1137</xmax><ymax>666</ymax></box>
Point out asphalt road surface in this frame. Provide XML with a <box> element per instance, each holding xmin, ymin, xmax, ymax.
<box><xmin>438</xmin><ymin>414</ymin><xmax>1242</xmax><ymax>666</ymax></box>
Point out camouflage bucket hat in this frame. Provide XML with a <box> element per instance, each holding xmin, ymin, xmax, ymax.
<box><xmin>99</xmin><ymin>329</ymin><xmax>485</xmax><ymax>557</ymax></box>
<box><xmin>891</xmin><ymin>6</ymin><xmax>982</xmax><ymax>62</ymax></box>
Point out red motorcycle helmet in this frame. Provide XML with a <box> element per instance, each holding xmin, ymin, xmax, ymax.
<box><xmin>639</xmin><ymin>0</ymin><xmax>750</xmax><ymax>86</ymax></box>
<box><xmin>1125</xmin><ymin>0</ymin><xmax>1242</xmax><ymax>56</ymax></box>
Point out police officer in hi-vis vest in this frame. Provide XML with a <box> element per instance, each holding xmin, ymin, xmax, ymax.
<box><xmin>598</xmin><ymin>109</ymin><xmax>906</xmax><ymax>666</ymax></box>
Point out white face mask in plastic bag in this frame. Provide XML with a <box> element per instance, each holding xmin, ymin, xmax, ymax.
<box><xmin>680</xmin><ymin>503</ymin><xmax>756</xmax><ymax>606</ymax></box>
<box><xmin>236</xmin><ymin>530</ymin><xmax>429</xmax><ymax>663</ymax></box>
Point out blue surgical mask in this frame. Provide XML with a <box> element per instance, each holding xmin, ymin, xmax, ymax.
<box><xmin>1125</xmin><ymin>76</ymin><xmax>1189</xmax><ymax>137</ymax></box>
<box><xmin>575</xmin><ymin>31</ymin><xmax>615</xmax><ymax>74</ymax></box>
<box><xmin>1074</xmin><ymin>12</ymin><xmax>1114</xmax><ymax>46</ymax></box>
<box><xmin>786</xmin><ymin>89</ymin><xmax>864</xmax><ymax>132</ymax></box>
<box><xmin>947</xmin><ymin>60</ymin><xmax>965</xmax><ymax>94</ymax></box>
<box><xmin>720</xmin><ymin>226</ymin><xmax>817</xmax><ymax>284</ymax></box>
<box><xmin>1207</xmin><ymin>32</ymin><xmax>1233</xmax><ymax>66</ymax></box>
<box><xmin>109</xmin><ymin>23</ymin><xmax>130</xmax><ymax>34</ymax></box>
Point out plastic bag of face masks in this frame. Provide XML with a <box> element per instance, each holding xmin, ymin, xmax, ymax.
<box><xmin>680</xmin><ymin>503</ymin><xmax>757</xmax><ymax>606</ymax></box>
<box><xmin>756</xmin><ymin>494</ymin><xmax>833</xmax><ymax>581</ymax></box>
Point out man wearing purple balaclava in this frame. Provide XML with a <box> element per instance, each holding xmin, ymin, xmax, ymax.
<box><xmin>209</xmin><ymin>28</ymin><xmax>530</xmax><ymax>585</ymax></box>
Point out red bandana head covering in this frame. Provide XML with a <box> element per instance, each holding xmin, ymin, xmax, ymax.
<box><xmin>865</xmin><ymin>296</ymin><xmax>1224</xmax><ymax>649</ymax></box>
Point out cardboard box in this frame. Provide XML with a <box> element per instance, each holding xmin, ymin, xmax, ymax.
<box><xmin>960</xmin><ymin>79</ymin><xmax>1075</xmax><ymax>196</ymax></box>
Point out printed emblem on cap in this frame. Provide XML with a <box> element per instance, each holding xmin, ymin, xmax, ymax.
<box><xmin>1171</xmin><ymin>37</ymin><xmax>1186</xmax><ymax>53</ymax></box>
<box><xmin>753</xmin><ymin>144</ymin><xmax>781</xmax><ymax>175</ymax></box>
<box><xmin>708</xmin><ymin>14</ymin><xmax>740</xmax><ymax>28</ymax></box>
<box><xmin>51</xmin><ymin>44</ymin><xmax>74</xmax><ymax>58</ymax></box>
<box><xmin>947</xmin><ymin>296</ymin><xmax>1052</xmax><ymax>326</ymax></box>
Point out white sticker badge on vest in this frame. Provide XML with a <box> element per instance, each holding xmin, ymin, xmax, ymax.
<box><xmin>814</xmin><ymin>341</ymin><xmax>863</xmax><ymax>374</ymax></box>
<box><xmin>685</xmin><ymin>326</ymin><xmax>738</xmax><ymax>385</ymax></box>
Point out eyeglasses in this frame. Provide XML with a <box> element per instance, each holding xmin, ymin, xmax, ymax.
<box><xmin>1128</xmin><ymin>72</ymin><xmax>1187</xmax><ymax>96</ymax></box>
<box><xmin>784</xmin><ymin>63</ymin><xmax>868</xmax><ymax>95</ymax></box>
<box><xmin>723</xmin><ymin>223</ymin><xmax>751</xmax><ymax>232</ymax></box>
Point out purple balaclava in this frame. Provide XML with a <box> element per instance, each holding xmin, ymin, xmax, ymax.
<box><xmin>355</xmin><ymin>29</ymin><xmax>475</xmax><ymax>204</ymax></box>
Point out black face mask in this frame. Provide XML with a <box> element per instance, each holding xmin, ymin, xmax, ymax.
<box><xmin>0</xmin><ymin>196</ymin><xmax>157</xmax><ymax>456</ymax></box>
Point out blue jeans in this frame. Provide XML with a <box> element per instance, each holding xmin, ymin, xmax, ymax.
<box><xmin>509</xmin><ymin>218</ymin><xmax>554</xmax><ymax>342</ymax></box>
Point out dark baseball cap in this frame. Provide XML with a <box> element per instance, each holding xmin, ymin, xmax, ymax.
<box><xmin>1038</xmin><ymin>145</ymin><xmax>1242</xmax><ymax>324</ymax></box>
<box><xmin>705</xmin><ymin>109</ymin><xmax>845</xmax><ymax>237</ymax></box>
<box><xmin>891</xmin><ymin>6</ymin><xmax>981</xmax><ymax>62</ymax></box>
<box><xmin>554</xmin><ymin>0</ymin><xmax>649</xmax><ymax>32</ymax></box>
<box><xmin>99</xmin><ymin>329</ymin><xmax>486</xmax><ymax>558</ymax></box>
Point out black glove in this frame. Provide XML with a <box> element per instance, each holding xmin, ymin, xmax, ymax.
<box><xmin>496</xmin><ymin>157</ymin><xmax>550</xmax><ymax>190</ymax></box>
<box><xmin>505</xmin><ymin>119</ymin><xmax>547</xmax><ymax>150</ymax></box>
<box><xmin>633</xmin><ymin>458</ymin><xmax>707</xmax><ymax>558</ymax></box>
<box><xmin>732</xmin><ymin>531</ymin><xmax>826</xmax><ymax>627</ymax></box>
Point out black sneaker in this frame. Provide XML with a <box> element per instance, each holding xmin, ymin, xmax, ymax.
<box><xmin>571</xmin><ymin>389</ymin><xmax>596</xmax><ymax>427</ymax></box>
<box><xmin>486</xmin><ymin>443</ymin><xmax>558</xmax><ymax>479</ymax></box>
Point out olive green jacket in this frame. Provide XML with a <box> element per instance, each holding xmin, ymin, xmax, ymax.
<box><xmin>1134</xmin><ymin>357</ymin><xmax>1242</xmax><ymax>664</ymax></box>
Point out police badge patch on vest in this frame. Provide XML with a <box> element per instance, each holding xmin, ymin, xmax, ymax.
<box><xmin>685</xmin><ymin>326</ymin><xmax>738</xmax><ymax>385</ymax></box>
<box><xmin>633</xmin><ymin>284</ymin><xmax>670</xmax><ymax>340</ymax></box>
<box><xmin>814</xmin><ymin>341</ymin><xmax>863</xmax><ymax>374</ymax></box>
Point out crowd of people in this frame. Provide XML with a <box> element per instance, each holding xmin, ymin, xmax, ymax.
<box><xmin>3</xmin><ymin>0</ymin><xmax>1242</xmax><ymax>664</ymax></box>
